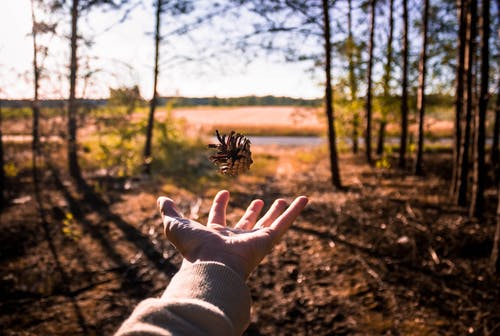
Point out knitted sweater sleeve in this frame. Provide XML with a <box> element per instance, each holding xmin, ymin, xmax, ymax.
<box><xmin>114</xmin><ymin>262</ymin><xmax>251</xmax><ymax>336</ymax></box>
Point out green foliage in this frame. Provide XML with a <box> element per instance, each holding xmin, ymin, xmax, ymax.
<box><xmin>107</xmin><ymin>85</ymin><xmax>143</xmax><ymax>115</ymax></box>
<box><xmin>151</xmin><ymin>110</ymin><xmax>218</xmax><ymax>191</ymax></box>
<box><xmin>375</xmin><ymin>146</ymin><xmax>393</xmax><ymax>169</ymax></box>
<box><xmin>1</xmin><ymin>106</ymin><xmax>65</xmax><ymax>120</ymax></box>
<box><xmin>4</xmin><ymin>163</ymin><xmax>19</xmax><ymax>177</ymax></box>
<box><xmin>81</xmin><ymin>103</ymin><xmax>222</xmax><ymax>191</ymax></box>
<box><xmin>61</xmin><ymin>212</ymin><xmax>81</xmax><ymax>241</ymax></box>
<box><xmin>1</xmin><ymin>107</ymin><xmax>32</xmax><ymax>119</ymax></box>
<box><xmin>332</xmin><ymin>95</ymin><xmax>363</xmax><ymax>140</ymax></box>
<box><xmin>249</xmin><ymin>153</ymin><xmax>278</xmax><ymax>177</ymax></box>
<box><xmin>82</xmin><ymin>106</ymin><xmax>145</xmax><ymax>176</ymax></box>
<box><xmin>375</xmin><ymin>94</ymin><xmax>400</xmax><ymax>122</ymax></box>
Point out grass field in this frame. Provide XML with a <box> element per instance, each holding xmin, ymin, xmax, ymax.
<box><xmin>158</xmin><ymin>105</ymin><xmax>326</xmax><ymax>136</ymax></box>
<box><xmin>2</xmin><ymin>104</ymin><xmax>462</xmax><ymax>139</ymax></box>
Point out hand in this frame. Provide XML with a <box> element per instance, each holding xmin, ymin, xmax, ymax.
<box><xmin>157</xmin><ymin>190</ymin><xmax>308</xmax><ymax>279</ymax></box>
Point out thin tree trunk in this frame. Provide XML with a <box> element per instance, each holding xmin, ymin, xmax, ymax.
<box><xmin>377</xmin><ymin>0</ymin><xmax>394</xmax><ymax>156</ymax></box>
<box><xmin>31</xmin><ymin>0</ymin><xmax>41</xmax><ymax>188</ymax></box>
<box><xmin>455</xmin><ymin>0</ymin><xmax>477</xmax><ymax>206</ymax></box>
<box><xmin>491</xmin><ymin>181</ymin><xmax>500</xmax><ymax>274</ymax></box>
<box><xmin>322</xmin><ymin>0</ymin><xmax>342</xmax><ymax>188</ymax></box>
<box><xmin>493</xmin><ymin>59</ymin><xmax>500</xmax><ymax>274</ymax></box>
<box><xmin>143</xmin><ymin>0</ymin><xmax>162</xmax><ymax>175</ymax></box>
<box><xmin>365</xmin><ymin>0</ymin><xmax>376</xmax><ymax>164</ymax></box>
<box><xmin>451</xmin><ymin>0</ymin><xmax>467</xmax><ymax>196</ymax></box>
<box><xmin>376</xmin><ymin>121</ymin><xmax>387</xmax><ymax>155</ymax></box>
<box><xmin>492</xmin><ymin>77</ymin><xmax>500</xmax><ymax>182</ymax></box>
<box><xmin>470</xmin><ymin>0</ymin><xmax>489</xmax><ymax>217</ymax></box>
<box><xmin>348</xmin><ymin>0</ymin><xmax>359</xmax><ymax>154</ymax></box>
<box><xmin>399</xmin><ymin>0</ymin><xmax>409</xmax><ymax>169</ymax></box>
<box><xmin>68</xmin><ymin>0</ymin><xmax>82</xmax><ymax>182</ymax></box>
<box><xmin>415</xmin><ymin>0</ymin><xmax>430</xmax><ymax>176</ymax></box>
<box><xmin>0</xmin><ymin>100</ymin><xmax>4</xmax><ymax>206</ymax></box>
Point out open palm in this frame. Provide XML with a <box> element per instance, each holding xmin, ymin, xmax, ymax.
<box><xmin>158</xmin><ymin>190</ymin><xmax>308</xmax><ymax>279</ymax></box>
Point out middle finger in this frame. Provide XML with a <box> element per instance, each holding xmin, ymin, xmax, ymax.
<box><xmin>234</xmin><ymin>199</ymin><xmax>264</xmax><ymax>230</ymax></box>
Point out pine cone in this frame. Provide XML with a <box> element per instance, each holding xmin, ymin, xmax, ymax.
<box><xmin>208</xmin><ymin>130</ymin><xmax>253</xmax><ymax>176</ymax></box>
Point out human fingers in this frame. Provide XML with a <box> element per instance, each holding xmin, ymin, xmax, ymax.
<box><xmin>234</xmin><ymin>199</ymin><xmax>264</xmax><ymax>230</ymax></box>
<box><xmin>157</xmin><ymin>196</ymin><xmax>188</xmax><ymax>240</ymax></box>
<box><xmin>207</xmin><ymin>190</ymin><xmax>230</xmax><ymax>226</ymax></box>
<box><xmin>268</xmin><ymin>196</ymin><xmax>308</xmax><ymax>243</ymax></box>
<box><xmin>157</xmin><ymin>196</ymin><xmax>183</xmax><ymax>218</ymax></box>
<box><xmin>254</xmin><ymin>198</ymin><xmax>288</xmax><ymax>228</ymax></box>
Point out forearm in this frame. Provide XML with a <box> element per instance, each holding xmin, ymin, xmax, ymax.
<box><xmin>114</xmin><ymin>262</ymin><xmax>251</xmax><ymax>336</ymax></box>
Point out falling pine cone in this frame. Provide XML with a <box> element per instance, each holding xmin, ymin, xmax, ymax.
<box><xmin>208</xmin><ymin>130</ymin><xmax>253</xmax><ymax>176</ymax></box>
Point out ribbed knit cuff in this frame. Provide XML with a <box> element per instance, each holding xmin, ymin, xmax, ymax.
<box><xmin>162</xmin><ymin>261</ymin><xmax>251</xmax><ymax>335</ymax></box>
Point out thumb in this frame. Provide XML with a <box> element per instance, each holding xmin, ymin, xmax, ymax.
<box><xmin>157</xmin><ymin>197</ymin><xmax>188</xmax><ymax>243</ymax></box>
<box><xmin>157</xmin><ymin>197</ymin><xmax>183</xmax><ymax>218</ymax></box>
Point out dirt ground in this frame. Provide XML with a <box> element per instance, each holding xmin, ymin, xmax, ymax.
<box><xmin>1</xmin><ymin>135</ymin><xmax>500</xmax><ymax>336</ymax></box>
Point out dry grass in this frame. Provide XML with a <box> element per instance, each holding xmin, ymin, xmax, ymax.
<box><xmin>157</xmin><ymin>106</ymin><xmax>325</xmax><ymax>136</ymax></box>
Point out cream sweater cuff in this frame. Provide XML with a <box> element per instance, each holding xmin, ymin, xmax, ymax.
<box><xmin>162</xmin><ymin>261</ymin><xmax>251</xmax><ymax>335</ymax></box>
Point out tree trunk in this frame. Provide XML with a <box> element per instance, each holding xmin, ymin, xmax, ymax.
<box><xmin>378</xmin><ymin>0</ymin><xmax>394</xmax><ymax>156</ymax></box>
<box><xmin>491</xmin><ymin>181</ymin><xmax>500</xmax><ymax>274</ymax></box>
<box><xmin>143</xmin><ymin>0</ymin><xmax>162</xmax><ymax>175</ymax></box>
<box><xmin>415</xmin><ymin>0</ymin><xmax>430</xmax><ymax>176</ymax></box>
<box><xmin>470</xmin><ymin>0</ymin><xmax>489</xmax><ymax>217</ymax></box>
<box><xmin>450</xmin><ymin>0</ymin><xmax>467</xmax><ymax>196</ymax></box>
<box><xmin>322</xmin><ymin>0</ymin><xmax>342</xmax><ymax>189</ymax></box>
<box><xmin>399</xmin><ymin>0</ymin><xmax>409</xmax><ymax>169</ymax></box>
<box><xmin>68</xmin><ymin>0</ymin><xmax>82</xmax><ymax>182</ymax></box>
<box><xmin>31</xmin><ymin>0</ymin><xmax>41</xmax><ymax>188</ymax></box>
<box><xmin>492</xmin><ymin>76</ymin><xmax>500</xmax><ymax>182</ymax></box>
<box><xmin>347</xmin><ymin>0</ymin><xmax>359</xmax><ymax>154</ymax></box>
<box><xmin>0</xmin><ymin>100</ymin><xmax>4</xmax><ymax>207</ymax></box>
<box><xmin>489</xmin><ymin>4</ymin><xmax>499</xmax><ymax>251</ymax></box>
<box><xmin>455</xmin><ymin>0</ymin><xmax>477</xmax><ymax>206</ymax></box>
<box><xmin>376</xmin><ymin>121</ymin><xmax>387</xmax><ymax>155</ymax></box>
<box><xmin>365</xmin><ymin>0</ymin><xmax>376</xmax><ymax>165</ymax></box>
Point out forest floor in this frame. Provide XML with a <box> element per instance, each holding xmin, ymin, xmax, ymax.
<box><xmin>1</xmin><ymin>106</ymin><xmax>499</xmax><ymax>335</ymax></box>
<box><xmin>1</xmin><ymin>142</ymin><xmax>500</xmax><ymax>336</ymax></box>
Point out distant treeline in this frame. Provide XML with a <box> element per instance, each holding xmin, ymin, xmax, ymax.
<box><xmin>159</xmin><ymin>95</ymin><xmax>323</xmax><ymax>107</ymax></box>
<box><xmin>1</xmin><ymin>95</ymin><xmax>323</xmax><ymax>109</ymax></box>
<box><xmin>2</xmin><ymin>94</ymin><xmax>467</xmax><ymax>110</ymax></box>
<box><xmin>1</xmin><ymin>99</ymin><xmax>103</xmax><ymax>109</ymax></box>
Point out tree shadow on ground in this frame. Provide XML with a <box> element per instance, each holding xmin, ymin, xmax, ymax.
<box><xmin>26</xmin><ymin>172</ymin><xmax>90</xmax><ymax>334</ymax></box>
<box><xmin>48</xmin><ymin>166</ymin><xmax>179</xmax><ymax>289</ymax></box>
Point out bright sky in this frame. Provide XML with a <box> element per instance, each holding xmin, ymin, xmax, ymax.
<box><xmin>0</xmin><ymin>0</ymin><xmax>323</xmax><ymax>100</ymax></box>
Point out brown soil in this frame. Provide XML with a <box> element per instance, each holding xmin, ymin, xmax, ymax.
<box><xmin>2</xmin><ymin>142</ymin><xmax>499</xmax><ymax>336</ymax></box>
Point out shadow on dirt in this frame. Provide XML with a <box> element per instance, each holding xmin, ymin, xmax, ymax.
<box><xmin>49</xmin><ymin>166</ymin><xmax>179</xmax><ymax>280</ymax></box>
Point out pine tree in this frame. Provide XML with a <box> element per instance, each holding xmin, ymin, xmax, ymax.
<box><xmin>455</xmin><ymin>0</ymin><xmax>477</xmax><ymax>206</ymax></box>
<box><xmin>450</xmin><ymin>0</ymin><xmax>467</xmax><ymax>196</ymax></box>
<box><xmin>415</xmin><ymin>0</ymin><xmax>430</xmax><ymax>176</ymax></box>
<box><xmin>470</xmin><ymin>0</ymin><xmax>489</xmax><ymax>217</ymax></box>
<box><xmin>143</xmin><ymin>0</ymin><xmax>163</xmax><ymax>175</ymax></box>
<box><xmin>322</xmin><ymin>0</ymin><xmax>342</xmax><ymax>188</ymax></box>
<box><xmin>377</xmin><ymin>0</ymin><xmax>394</xmax><ymax>156</ymax></box>
<box><xmin>399</xmin><ymin>0</ymin><xmax>409</xmax><ymax>169</ymax></box>
<box><xmin>365</xmin><ymin>0</ymin><xmax>377</xmax><ymax>165</ymax></box>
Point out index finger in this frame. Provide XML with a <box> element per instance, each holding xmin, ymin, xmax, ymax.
<box><xmin>268</xmin><ymin>196</ymin><xmax>308</xmax><ymax>243</ymax></box>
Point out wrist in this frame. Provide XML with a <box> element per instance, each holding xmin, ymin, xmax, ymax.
<box><xmin>181</xmin><ymin>255</ymin><xmax>248</xmax><ymax>280</ymax></box>
<box><xmin>164</xmin><ymin>261</ymin><xmax>252</xmax><ymax>335</ymax></box>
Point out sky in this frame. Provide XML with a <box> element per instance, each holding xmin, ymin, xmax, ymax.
<box><xmin>0</xmin><ymin>0</ymin><xmax>323</xmax><ymax>100</ymax></box>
